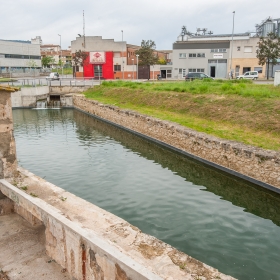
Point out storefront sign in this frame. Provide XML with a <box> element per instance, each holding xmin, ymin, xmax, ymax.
<box><xmin>90</xmin><ymin>52</ymin><xmax>106</xmax><ymax>64</ymax></box>
<box><xmin>213</xmin><ymin>54</ymin><xmax>223</xmax><ymax>59</ymax></box>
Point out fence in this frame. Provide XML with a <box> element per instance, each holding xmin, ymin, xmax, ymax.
<box><xmin>0</xmin><ymin>77</ymin><xmax>102</xmax><ymax>87</ymax></box>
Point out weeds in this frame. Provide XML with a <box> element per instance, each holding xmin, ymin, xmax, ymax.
<box><xmin>179</xmin><ymin>262</ymin><xmax>186</xmax><ymax>269</ymax></box>
<box><xmin>29</xmin><ymin>192</ymin><xmax>38</xmax><ymax>197</ymax></box>
<box><xmin>20</xmin><ymin>186</ymin><xmax>28</xmax><ymax>191</ymax></box>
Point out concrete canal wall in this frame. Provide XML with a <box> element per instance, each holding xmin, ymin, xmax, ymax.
<box><xmin>73</xmin><ymin>95</ymin><xmax>280</xmax><ymax>190</ymax></box>
<box><xmin>11</xmin><ymin>86</ymin><xmax>49</xmax><ymax>107</ymax></box>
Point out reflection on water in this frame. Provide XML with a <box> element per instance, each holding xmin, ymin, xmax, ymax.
<box><xmin>13</xmin><ymin>109</ymin><xmax>280</xmax><ymax>280</ymax></box>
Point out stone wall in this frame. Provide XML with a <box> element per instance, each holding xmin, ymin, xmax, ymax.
<box><xmin>73</xmin><ymin>95</ymin><xmax>280</xmax><ymax>190</ymax></box>
<box><xmin>50</xmin><ymin>86</ymin><xmax>92</xmax><ymax>94</ymax></box>
<box><xmin>0</xmin><ymin>88</ymin><xmax>17</xmax><ymax>179</ymax></box>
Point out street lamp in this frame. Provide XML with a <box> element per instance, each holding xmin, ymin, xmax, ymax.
<box><xmin>121</xmin><ymin>30</ymin><xmax>124</xmax><ymax>80</ymax></box>
<box><xmin>58</xmin><ymin>34</ymin><xmax>63</xmax><ymax>77</ymax></box>
<box><xmin>229</xmin><ymin>11</ymin><xmax>235</xmax><ymax>79</ymax></box>
<box><xmin>136</xmin><ymin>54</ymin><xmax>139</xmax><ymax>80</ymax></box>
<box><xmin>132</xmin><ymin>58</ymin><xmax>134</xmax><ymax>80</ymax></box>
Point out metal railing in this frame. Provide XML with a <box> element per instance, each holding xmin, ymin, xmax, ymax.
<box><xmin>0</xmin><ymin>77</ymin><xmax>102</xmax><ymax>87</ymax></box>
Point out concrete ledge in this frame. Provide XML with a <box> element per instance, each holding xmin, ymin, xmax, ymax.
<box><xmin>0</xmin><ymin>170</ymin><xmax>235</xmax><ymax>280</ymax></box>
<box><xmin>0</xmin><ymin>179</ymin><xmax>162</xmax><ymax>280</ymax></box>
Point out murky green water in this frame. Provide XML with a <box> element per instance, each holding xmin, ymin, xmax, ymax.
<box><xmin>13</xmin><ymin>108</ymin><xmax>280</xmax><ymax>280</ymax></box>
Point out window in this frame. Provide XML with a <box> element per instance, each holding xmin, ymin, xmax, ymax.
<box><xmin>189</xmin><ymin>68</ymin><xmax>204</xmax><ymax>73</ymax></box>
<box><xmin>4</xmin><ymin>54</ymin><xmax>41</xmax><ymax>60</ymax></box>
<box><xmin>244</xmin><ymin>46</ymin><xmax>253</xmax><ymax>53</ymax></box>
<box><xmin>167</xmin><ymin>69</ymin><xmax>172</xmax><ymax>78</ymax></box>
<box><xmin>179</xmin><ymin>68</ymin><xmax>186</xmax><ymax>77</ymax></box>
<box><xmin>189</xmin><ymin>53</ymin><xmax>196</xmax><ymax>58</ymax></box>
<box><xmin>179</xmin><ymin>53</ymin><xmax>186</xmax><ymax>58</ymax></box>
<box><xmin>210</xmin><ymin>49</ymin><xmax>227</xmax><ymax>53</ymax></box>
<box><xmin>114</xmin><ymin>65</ymin><xmax>121</xmax><ymax>71</ymax></box>
<box><xmin>237</xmin><ymin>46</ymin><xmax>241</xmax><ymax>51</ymax></box>
<box><xmin>197</xmin><ymin>53</ymin><xmax>205</xmax><ymax>58</ymax></box>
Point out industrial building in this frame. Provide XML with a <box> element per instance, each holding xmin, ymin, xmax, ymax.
<box><xmin>0</xmin><ymin>38</ymin><xmax>41</xmax><ymax>77</ymax></box>
<box><xmin>172</xmin><ymin>17</ymin><xmax>280</xmax><ymax>79</ymax></box>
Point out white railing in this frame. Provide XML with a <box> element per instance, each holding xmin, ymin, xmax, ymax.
<box><xmin>1</xmin><ymin>77</ymin><xmax>102</xmax><ymax>87</ymax></box>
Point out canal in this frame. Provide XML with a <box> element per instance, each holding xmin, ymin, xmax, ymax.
<box><xmin>12</xmin><ymin>108</ymin><xmax>280</xmax><ymax>280</ymax></box>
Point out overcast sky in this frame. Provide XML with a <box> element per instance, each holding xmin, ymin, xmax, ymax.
<box><xmin>1</xmin><ymin>0</ymin><xmax>279</xmax><ymax>50</ymax></box>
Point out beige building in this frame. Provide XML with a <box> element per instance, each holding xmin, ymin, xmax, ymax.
<box><xmin>230</xmin><ymin>37</ymin><xmax>265</xmax><ymax>78</ymax></box>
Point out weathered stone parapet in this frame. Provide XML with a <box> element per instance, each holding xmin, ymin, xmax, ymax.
<box><xmin>0</xmin><ymin>86</ymin><xmax>18</xmax><ymax>179</ymax></box>
<box><xmin>0</xmin><ymin>172</ymin><xmax>235</xmax><ymax>280</ymax></box>
<box><xmin>73</xmin><ymin>95</ymin><xmax>280</xmax><ymax>189</ymax></box>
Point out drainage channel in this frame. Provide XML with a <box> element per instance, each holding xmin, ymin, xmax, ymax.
<box><xmin>12</xmin><ymin>108</ymin><xmax>280</xmax><ymax>280</ymax></box>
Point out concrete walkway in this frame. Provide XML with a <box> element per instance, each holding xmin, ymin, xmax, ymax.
<box><xmin>0</xmin><ymin>213</ymin><xmax>71</xmax><ymax>280</ymax></box>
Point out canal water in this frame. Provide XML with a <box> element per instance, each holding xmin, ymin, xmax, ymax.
<box><xmin>12</xmin><ymin>108</ymin><xmax>280</xmax><ymax>280</ymax></box>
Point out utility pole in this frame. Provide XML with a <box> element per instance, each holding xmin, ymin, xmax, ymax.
<box><xmin>136</xmin><ymin>54</ymin><xmax>139</xmax><ymax>80</ymax></box>
<box><xmin>230</xmin><ymin>11</ymin><xmax>235</xmax><ymax>79</ymax></box>
<box><xmin>58</xmin><ymin>34</ymin><xmax>63</xmax><ymax>77</ymax></box>
<box><xmin>121</xmin><ymin>30</ymin><xmax>124</xmax><ymax>80</ymax></box>
<box><xmin>83</xmin><ymin>10</ymin><xmax>86</xmax><ymax>49</ymax></box>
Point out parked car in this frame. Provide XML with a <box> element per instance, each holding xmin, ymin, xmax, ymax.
<box><xmin>185</xmin><ymin>72</ymin><xmax>214</xmax><ymax>81</ymax></box>
<box><xmin>236</xmin><ymin>71</ymin><xmax>258</xmax><ymax>80</ymax></box>
<box><xmin>46</xmin><ymin>72</ymin><xmax>60</xmax><ymax>81</ymax></box>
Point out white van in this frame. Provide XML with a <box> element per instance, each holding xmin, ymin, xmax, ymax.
<box><xmin>46</xmin><ymin>72</ymin><xmax>60</xmax><ymax>81</ymax></box>
<box><xmin>236</xmin><ymin>71</ymin><xmax>258</xmax><ymax>80</ymax></box>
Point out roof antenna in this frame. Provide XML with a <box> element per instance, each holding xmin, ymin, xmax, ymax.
<box><xmin>83</xmin><ymin>10</ymin><xmax>86</xmax><ymax>48</ymax></box>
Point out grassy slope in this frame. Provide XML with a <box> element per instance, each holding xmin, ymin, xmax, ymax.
<box><xmin>83</xmin><ymin>80</ymin><xmax>280</xmax><ymax>151</ymax></box>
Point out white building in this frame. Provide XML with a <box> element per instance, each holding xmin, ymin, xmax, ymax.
<box><xmin>0</xmin><ymin>39</ymin><xmax>41</xmax><ymax>77</ymax></box>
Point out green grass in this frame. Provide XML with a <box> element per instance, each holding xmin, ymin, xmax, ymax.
<box><xmin>0</xmin><ymin>78</ymin><xmax>18</xmax><ymax>83</ymax></box>
<box><xmin>83</xmin><ymin>80</ymin><xmax>280</xmax><ymax>151</ymax></box>
<box><xmin>52</xmin><ymin>68</ymin><xmax>73</xmax><ymax>75</ymax></box>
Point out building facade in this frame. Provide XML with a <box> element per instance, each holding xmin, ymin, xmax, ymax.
<box><xmin>0</xmin><ymin>39</ymin><xmax>41</xmax><ymax>77</ymax></box>
<box><xmin>41</xmin><ymin>44</ymin><xmax>72</xmax><ymax>69</ymax></box>
<box><xmin>173</xmin><ymin>32</ymin><xmax>267</xmax><ymax>79</ymax></box>
<box><xmin>71</xmin><ymin>36</ymin><xmax>171</xmax><ymax>79</ymax></box>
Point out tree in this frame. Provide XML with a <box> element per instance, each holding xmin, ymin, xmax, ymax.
<box><xmin>72</xmin><ymin>50</ymin><xmax>89</xmax><ymax>74</ymax></box>
<box><xmin>158</xmin><ymin>57</ymin><xmax>167</xmax><ymax>65</ymax></box>
<box><xmin>58</xmin><ymin>59</ymin><xmax>63</xmax><ymax>68</ymax></box>
<box><xmin>135</xmin><ymin>40</ymin><xmax>158</xmax><ymax>66</ymax></box>
<box><xmin>256</xmin><ymin>32</ymin><xmax>280</xmax><ymax>80</ymax></box>
<box><xmin>27</xmin><ymin>60</ymin><xmax>38</xmax><ymax>77</ymax></box>
<box><xmin>41</xmin><ymin>56</ymin><xmax>55</xmax><ymax>68</ymax></box>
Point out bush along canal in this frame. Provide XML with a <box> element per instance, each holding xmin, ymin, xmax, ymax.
<box><xmin>13</xmin><ymin>108</ymin><xmax>280</xmax><ymax>280</ymax></box>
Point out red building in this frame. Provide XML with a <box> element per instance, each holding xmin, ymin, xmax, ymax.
<box><xmin>83</xmin><ymin>51</ymin><xmax>114</xmax><ymax>79</ymax></box>
<box><xmin>71</xmin><ymin>36</ymin><xmax>171</xmax><ymax>80</ymax></box>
